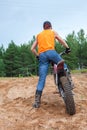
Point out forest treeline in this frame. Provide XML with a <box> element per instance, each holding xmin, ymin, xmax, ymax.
<box><xmin>0</xmin><ymin>29</ymin><xmax>87</xmax><ymax>77</ymax></box>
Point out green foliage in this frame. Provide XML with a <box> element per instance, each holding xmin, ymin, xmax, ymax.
<box><xmin>4</xmin><ymin>41</ymin><xmax>20</xmax><ymax>77</ymax></box>
<box><xmin>76</xmin><ymin>29</ymin><xmax>87</xmax><ymax>69</ymax></box>
<box><xmin>0</xmin><ymin>59</ymin><xmax>6</xmax><ymax>77</ymax></box>
<box><xmin>65</xmin><ymin>31</ymin><xmax>79</xmax><ymax>69</ymax></box>
<box><xmin>0</xmin><ymin>45</ymin><xmax>6</xmax><ymax>76</ymax></box>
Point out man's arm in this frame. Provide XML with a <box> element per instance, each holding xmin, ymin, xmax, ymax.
<box><xmin>31</xmin><ymin>38</ymin><xmax>38</xmax><ymax>56</ymax></box>
<box><xmin>54</xmin><ymin>31</ymin><xmax>69</xmax><ymax>48</ymax></box>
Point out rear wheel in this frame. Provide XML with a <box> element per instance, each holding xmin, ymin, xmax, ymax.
<box><xmin>60</xmin><ymin>76</ymin><xmax>76</xmax><ymax>115</ymax></box>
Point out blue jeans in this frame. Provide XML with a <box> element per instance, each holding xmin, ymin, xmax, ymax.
<box><xmin>36</xmin><ymin>50</ymin><xmax>63</xmax><ymax>91</ymax></box>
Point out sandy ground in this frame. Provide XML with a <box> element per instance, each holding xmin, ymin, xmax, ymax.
<box><xmin>0</xmin><ymin>73</ymin><xmax>87</xmax><ymax>130</ymax></box>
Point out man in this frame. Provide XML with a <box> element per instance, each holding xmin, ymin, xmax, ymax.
<box><xmin>31</xmin><ymin>21</ymin><xmax>71</xmax><ymax>108</ymax></box>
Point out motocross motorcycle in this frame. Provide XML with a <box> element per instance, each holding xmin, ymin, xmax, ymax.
<box><xmin>53</xmin><ymin>51</ymin><xmax>76</xmax><ymax>115</ymax></box>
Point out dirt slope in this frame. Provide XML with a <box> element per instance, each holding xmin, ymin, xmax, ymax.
<box><xmin>0</xmin><ymin>73</ymin><xmax>87</xmax><ymax>130</ymax></box>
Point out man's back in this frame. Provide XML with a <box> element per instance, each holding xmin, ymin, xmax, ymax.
<box><xmin>37</xmin><ymin>29</ymin><xmax>55</xmax><ymax>54</ymax></box>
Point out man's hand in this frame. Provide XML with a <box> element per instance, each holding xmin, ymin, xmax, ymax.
<box><xmin>65</xmin><ymin>47</ymin><xmax>71</xmax><ymax>54</ymax></box>
<box><xmin>36</xmin><ymin>55</ymin><xmax>39</xmax><ymax>60</ymax></box>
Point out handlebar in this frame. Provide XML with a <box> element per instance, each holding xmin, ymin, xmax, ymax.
<box><xmin>59</xmin><ymin>51</ymin><xmax>66</xmax><ymax>56</ymax></box>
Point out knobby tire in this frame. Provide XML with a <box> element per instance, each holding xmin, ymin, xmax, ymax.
<box><xmin>60</xmin><ymin>76</ymin><xmax>76</xmax><ymax>115</ymax></box>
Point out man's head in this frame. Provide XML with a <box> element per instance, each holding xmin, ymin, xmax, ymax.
<box><xmin>43</xmin><ymin>21</ymin><xmax>52</xmax><ymax>30</ymax></box>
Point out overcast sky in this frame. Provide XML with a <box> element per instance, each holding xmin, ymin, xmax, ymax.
<box><xmin>0</xmin><ymin>0</ymin><xmax>87</xmax><ymax>48</ymax></box>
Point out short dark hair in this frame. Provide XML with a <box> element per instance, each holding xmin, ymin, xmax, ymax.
<box><xmin>43</xmin><ymin>21</ymin><xmax>52</xmax><ymax>29</ymax></box>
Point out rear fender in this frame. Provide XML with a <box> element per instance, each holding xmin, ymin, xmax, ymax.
<box><xmin>57</xmin><ymin>60</ymin><xmax>64</xmax><ymax>72</ymax></box>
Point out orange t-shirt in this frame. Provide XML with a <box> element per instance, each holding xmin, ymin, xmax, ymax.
<box><xmin>37</xmin><ymin>29</ymin><xmax>55</xmax><ymax>54</ymax></box>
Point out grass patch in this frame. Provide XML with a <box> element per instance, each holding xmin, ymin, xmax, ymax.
<box><xmin>71</xmin><ymin>69</ymin><xmax>87</xmax><ymax>74</ymax></box>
